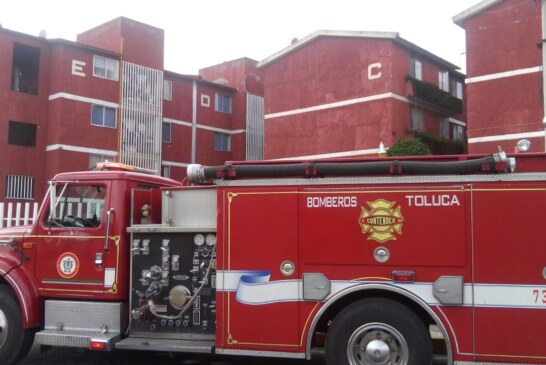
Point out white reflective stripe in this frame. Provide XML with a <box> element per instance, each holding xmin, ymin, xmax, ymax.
<box><xmin>473</xmin><ymin>283</ymin><xmax>546</xmax><ymax>308</ymax></box>
<box><xmin>217</xmin><ymin>270</ymin><xmax>270</xmax><ymax>291</ymax></box>
<box><xmin>217</xmin><ymin>270</ymin><xmax>300</xmax><ymax>304</ymax></box>
<box><xmin>217</xmin><ymin>270</ymin><xmax>546</xmax><ymax>309</ymax></box>
<box><xmin>236</xmin><ymin>280</ymin><xmax>301</xmax><ymax>305</ymax></box>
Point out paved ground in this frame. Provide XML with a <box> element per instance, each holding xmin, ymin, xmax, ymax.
<box><xmin>19</xmin><ymin>344</ymin><xmax>324</xmax><ymax>365</ymax></box>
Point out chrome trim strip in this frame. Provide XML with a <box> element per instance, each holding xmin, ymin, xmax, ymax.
<box><xmin>216</xmin><ymin>348</ymin><xmax>306</xmax><ymax>359</ymax></box>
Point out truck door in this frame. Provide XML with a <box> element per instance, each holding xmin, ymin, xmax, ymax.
<box><xmin>218</xmin><ymin>187</ymin><xmax>301</xmax><ymax>354</ymax></box>
<box><xmin>472</xmin><ymin>184</ymin><xmax>546</xmax><ymax>362</ymax></box>
<box><xmin>35</xmin><ymin>181</ymin><xmax>116</xmax><ymax>300</ymax></box>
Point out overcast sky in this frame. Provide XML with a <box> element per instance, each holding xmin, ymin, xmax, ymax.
<box><xmin>0</xmin><ymin>0</ymin><xmax>479</xmax><ymax>75</ymax></box>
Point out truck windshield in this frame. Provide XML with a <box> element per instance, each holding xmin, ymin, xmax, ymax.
<box><xmin>46</xmin><ymin>182</ymin><xmax>106</xmax><ymax>228</ymax></box>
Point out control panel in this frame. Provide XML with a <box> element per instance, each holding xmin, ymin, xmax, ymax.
<box><xmin>129</xmin><ymin>232</ymin><xmax>216</xmax><ymax>339</ymax></box>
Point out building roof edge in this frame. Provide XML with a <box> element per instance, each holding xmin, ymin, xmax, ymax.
<box><xmin>453</xmin><ymin>0</ymin><xmax>504</xmax><ymax>27</ymax></box>
<box><xmin>257</xmin><ymin>29</ymin><xmax>460</xmax><ymax>71</ymax></box>
<box><xmin>257</xmin><ymin>30</ymin><xmax>398</xmax><ymax>69</ymax></box>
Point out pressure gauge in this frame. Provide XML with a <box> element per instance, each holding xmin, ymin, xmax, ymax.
<box><xmin>206</xmin><ymin>234</ymin><xmax>216</xmax><ymax>246</ymax></box>
<box><xmin>193</xmin><ymin>234</ymin><xmax>205</xmax><ymax>246</ymax></box>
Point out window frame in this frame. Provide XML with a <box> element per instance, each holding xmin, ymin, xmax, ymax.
<box><xmin>162</xmin><ymin>122</ymin><xmax>171</xmax><ymax>143</ymax></box>
<box><xmin>161</xmin><ymin>165</ymin><xmax>171</xmax><ymax>178</ymax></box>
<box><xmin>439</xmin><ymin>71</ymin><xmax>450</xmax><ymax>92</ymax></box>
<box><xmin>11</xmin><ymin>43</ymin><xmax>40</xmax><ymax>95</ymax></box>
<box><xmin>91</xmin><ymin>105</ymin><xmax>117</xmax><ymax>128</ymax></box>
<box><xmin>93</xmin><ymin>55</ymin><xmax>119</xmax><ymax>81</ymax></box>
<box><xmin>410</xmin><ymin>57</ymin><xmax>423</xmax><ymax>81</ymax></box>
<box><xmin>46</xmin><ymin>182</ymin><xmax>107</xmax><ymax>228</ymax></box>
<box><xmin>163</xmin><ymin>80</ymin><xmax>173</xmax><ymax>101</ymax></box>
<box><xmin>411</xmin><ymin>107</ymin><xmax>424</xmax><ymax>131</ymax></box>
<box><xmin>452</xmin><ymin>80</ymin><xmax>463</xmax><ymax>100</ymax></box>
<box><xmin>440</xmin><ymin>118</ymin><xmax>450</xmax><ymax>139</ymax></box>
<box><xmin>8</xmin><ymin>120</ymin><xmax>37</xmax><ymax>147</ymax></box>
<box><xmin>214</xmin><ymin>132</ymin><xmax>231</xmax><ymax>152</ymax></box>
<box><xmin>453</xmin><ymin>124</ymin><xmax>465</xmax><ymax>141</ymax></box>
<box><xmin>215</xmin><ymin>93</ymin><xmax>232</xmax><ymax>114</ymax></box>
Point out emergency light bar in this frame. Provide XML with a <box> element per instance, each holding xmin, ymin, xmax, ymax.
<box><xmin>96</xmin><ymin>162</ymin><xmax>157</xmax><ymax>175</ymax></box>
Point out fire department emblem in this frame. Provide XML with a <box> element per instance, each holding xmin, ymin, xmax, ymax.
<box><xmin>57</xmin><ymin>252</ymin><xmax>80</xmax><ymax>278</ymax></box>
<box><xmin>358</xmin><ymin>199</ymin><xmax>404</xmax><ymax>242</ymax></box>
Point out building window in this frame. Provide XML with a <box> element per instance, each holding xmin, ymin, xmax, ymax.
<box><xmin>163</xmin><ymin>80</ymin><xmax>172</xmax><ymax>101</ymax></box>
<box><xmin>439</xmin><ymin>71</ymin><xmax>449</xmax><ymax>92</ymax></box>
<box><xmin>8</xmin><ymin>121</ymin><xmax>37</xmax><ymax>147</ymax></box>
<box><xmin>5</xmin><ymin>175</ymin><xmax>34</xmax><ymax>200</ymax></box>
<box><xmin>162</xmin><ymin>122</ymin><xmax>171</xmax><ymax>143</ymax></box>
<box><xmin>161</xmin><ymin>165</ymin><xmax>171</xmax><ymax>178</ymax></box>
<box><xmin>453</xmin><ymin>124</ymin><xmax>465</xmax><ymax>141</ymax></box>
<box><xmin>215</xmin><ymin>94</ymin><xmax>232</xmax><ymax>114</ymax></box>
<box><xmin>410</xmin><ymin>57</ymin><xmax>423</xmax><ymax>80</ymax></box>
<box><xmin>201</xmin><ymin>94</ymin><xmax>210</xmax><ymax>107</ymax></box>
<box><xmin>452</xmin><ymin>80</ymin><xmax>463</xmax><ymax>100</ymax></box>
<box><xmin>91</xmin><ymin>105</ymin><xmax>117</xmax><ymax>128</ymax></box>
<box><xmin>214</xmin><ymin>132</ymin><xmax>231</xmax><ymax>152</ymax></box>
<box><xmin>93</xmin><ymin>55</ymin><xmax>119</xmax><ymax>81</ymax></box>
<box><xmin>411</xmin><ymin>107</ymin><xmax>424</xmax><ymax>131</ymax></box>
<box><xmin>440</xmin><ymin>118</ymin><xmax>450</xmax><ymax>139</ymax></box>
<box><xmin>11</xmin><ymin>43</ymin><xmax>40</xmax><ymax>95</ymax></box>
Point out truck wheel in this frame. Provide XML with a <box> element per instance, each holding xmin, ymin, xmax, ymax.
<box><xmin>325</xmin><ymin>298</ymin><xmax>432</xmax><ymax>365</ymax></box>
<box><xmin>0</xmin><ymin>286</ymin><xmax>34</xmax><ymax>365</ymax></box>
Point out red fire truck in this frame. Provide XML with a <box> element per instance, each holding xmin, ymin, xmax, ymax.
<box><xmin>1</xmin><ymin>152</ymin><xmax>546</xmax><ymax>365</ymax></box>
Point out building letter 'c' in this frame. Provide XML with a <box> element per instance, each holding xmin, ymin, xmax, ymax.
<box><xmin>368</xmin><ymin>63</ymin><xmax>382</xmax><ymax>80</ymax></box>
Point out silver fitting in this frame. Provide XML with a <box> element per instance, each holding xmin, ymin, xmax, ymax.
<box><xmin>187</xmin><ymin>164</ymin><xmax>205</xmax><ymax>184</ymax></box>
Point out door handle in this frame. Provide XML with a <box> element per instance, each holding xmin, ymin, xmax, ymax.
<box><xmin>104</xmin><ymin>208</ymin><xmax>114</xmax><ymax>250</ymax></box>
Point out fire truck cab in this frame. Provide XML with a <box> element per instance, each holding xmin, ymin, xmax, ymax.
<box><xmin>2</xmin><ymin>153</ymin><xmax>546</xmax><ymax>365</ymax></box>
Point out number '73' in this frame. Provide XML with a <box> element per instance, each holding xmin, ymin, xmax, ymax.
<box><xmin>532</xmin><ymin>289</ymin><xmax>546</xmax><ymax>304</ymax></box>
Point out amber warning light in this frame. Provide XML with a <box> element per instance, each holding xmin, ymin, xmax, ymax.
<box><xmin>96</xmin><ymin>162</ymin><xmax>156</xmax><ymax>175</ymax></box>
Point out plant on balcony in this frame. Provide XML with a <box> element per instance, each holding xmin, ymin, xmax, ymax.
<box><xmin>387</xmin><ymin>137</ymin><xmax>431</xmax><ymax>156</ymax></box>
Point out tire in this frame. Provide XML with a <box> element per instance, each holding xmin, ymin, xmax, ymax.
<box><xmin>0</xmin><ymin>285</ymin><xmax>35</xmax><ymax>365</ymax></box>
<box><xmin>325</xmin><ymin>298</ymin><xmax>432</xmax><ymax>365</ymax></box>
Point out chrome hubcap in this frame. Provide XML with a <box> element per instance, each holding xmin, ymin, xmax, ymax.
<box><xmin>347</xmin><ymin>323</ymin><xmax>408</xmax><ymax>365</ymax></box>
<box><xmin>0</xmin><ymin>308</ymin><xmax>8</xmax><ymax>348</ymax></box>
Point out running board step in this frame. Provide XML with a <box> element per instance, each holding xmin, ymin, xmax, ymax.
<box><xmin>115</xmin><ymin>337</ymin><xmax>214</xmax><ymax>353</ymax></box>
<box><xmin>35</xmin><ymin>329</ymin><xmax>120</xmax><ymax>350</ymax></box>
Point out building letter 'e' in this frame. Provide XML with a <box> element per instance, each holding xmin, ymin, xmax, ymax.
<box><xmin>72</xmin><ymin>60</ymin><xmax>86</xmax><ymax>77</ymax></box>
<box><xmin>368</xmin><ymin>63</ymin><xmax>382</xmax><ymax>80</ymax></box>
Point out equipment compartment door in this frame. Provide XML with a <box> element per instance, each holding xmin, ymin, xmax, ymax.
<box><xmin>218</xmin><ymin>188</ymin><xmax>301</xmax><ymax>353</ymax></box>
<box><xmin>35</xmin><ymin>182</ymin><xmax>115</xmax><ymax>299</ymax></box>
<box><xmin>472</xmin><ymin>184</ymin><xmax>546</xmax><ymax>362</ymax></box>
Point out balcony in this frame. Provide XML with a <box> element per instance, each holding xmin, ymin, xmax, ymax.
<box><xmin>406</xmin><ymin>76</ymin><xmax>463</xmax><ymax>115</ymax></box>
